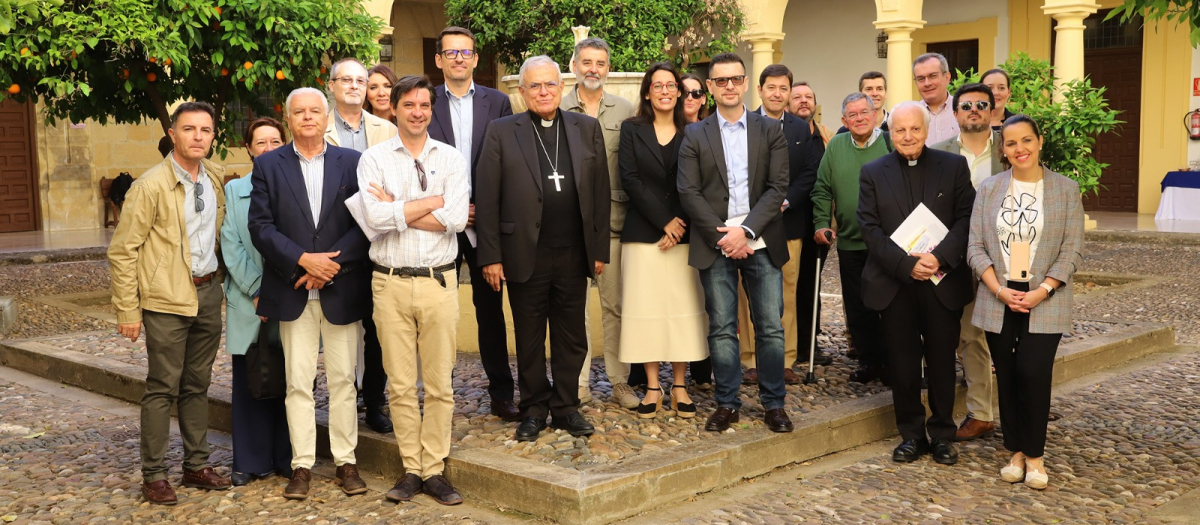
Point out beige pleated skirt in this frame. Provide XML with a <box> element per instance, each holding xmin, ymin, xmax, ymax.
<box><xmin>618</xmin><ymin>242</ymin><xmax>709</xmax><ymax>363</ymax></box>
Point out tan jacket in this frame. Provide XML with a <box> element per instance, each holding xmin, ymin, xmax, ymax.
<box><xmin>323</xmin><ymin>109</ymin><xmax>398</xmax><ymax>148</ymax></box>
<box><xmin>561</xmin><ymin>86</ymin><xmax>634</xmax><ymax>235</ymax></box>
<box><xmin>108</xmin><ymin>156</ymin><xmax>226</xmax><ymax>324</ymax></box>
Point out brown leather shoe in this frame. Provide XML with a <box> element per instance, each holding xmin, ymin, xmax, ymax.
<box><xmin>764</xmin><ymin>408</ymin><xmax>794</xmax><ymax>433</ymax></box>
<box><xmin>283</xmin><ymin>467</ymin><xmax>311</xmax><ymax>500</ymax></box>
<box><xmin>490</xmin><ymin>399</ymin><xmax>522</xmax><ymax>422</ymax></box>
<box><xmin>704</xmin><ymin>407</ymin><xmax>740</xmax><ymax>432</ymax></box>
<box><xmin>181</xmin><ymin>466</ymin><xmax>231</xmax><ymax>490</ymax></box>
<box><xmin>783</xmin><ymin>368</ymin><xmax>800</xmax><ymax>385</ymax></box>
<box><xmin>335</xmin><ymin>463</ymin><xmax>368</xmax><ymax>495</ymax></box>
<box><xmin>955</xmin><ymin>416</ymin><xmax>996</xmax><ymax>441</ymax></box>
<box><xmin>742</xmin><ymin>368</ymin><xmax>759</xmax><ymax>384</ymax></box>
<box><xmin>422</xmin><ymin>474</ymin><xmax>463</xmax><ymax>505</ymax></box>
<box><xmin>386</xmin><ymin>473</ymin><xmax>423</xmax><ymax>502</ymax></box>
<box><xmin>142</xmin><ymin>479</ymin><xmax>178</xmax><ymax>505</ymax></box>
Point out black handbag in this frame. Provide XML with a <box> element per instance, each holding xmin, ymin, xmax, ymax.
<box><xmin>245</xmin><ymin>319</ymin><xmax>287</xmax><ymax>400</ymax></box>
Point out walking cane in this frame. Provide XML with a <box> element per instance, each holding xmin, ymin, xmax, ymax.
<box><xmin>804</xmin><ymin>231</ymin><xmax>834</xmax><ymax>385</ymax></box>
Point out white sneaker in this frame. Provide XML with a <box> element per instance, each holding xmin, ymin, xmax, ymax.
<box><xmin>578</xmin><ymin>385</ymin><xmax>593</xmax><ymax>404</ymax></box>
<box><xmin>611</xmin><ymin>383</ymin><xmax>640</xmax><ymax>409</ymax></box>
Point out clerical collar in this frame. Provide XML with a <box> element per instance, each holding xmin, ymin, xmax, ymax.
<box><xmin>896</xmin><ymin>146</ymin><xmax>927</xmax><ymax>167</ymax></box>
<box><xmin>528</xmin><ymin>109</ymin><xmax>560</xmax><ymax>127</ymax></box>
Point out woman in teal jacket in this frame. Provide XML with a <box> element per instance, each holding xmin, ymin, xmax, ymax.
<box><xmin>221</xmin><ymin>117</ymin><xmax>291</xmax><ymax>486</ymax></box>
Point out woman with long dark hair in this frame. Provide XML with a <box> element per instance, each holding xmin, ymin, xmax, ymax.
<box><xmin>365</xmin><ymin>64</ymin><xmax>399</xmax><ymax>123</ymax></box>
<box><xmin>680</xmin><ymin>72</ymin><xmax>710</xmax><ymax>123</ymax></box>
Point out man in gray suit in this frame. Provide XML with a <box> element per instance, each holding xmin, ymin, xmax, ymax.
<box><xmin>931</xmin><ymin>83</ymin><xmax>1004</xmax><ymax>442</ymax></box>
<box><xmin>677</xmin><ymin>53</ymin><xmax>793</xmax><ymax>434</ymax></box>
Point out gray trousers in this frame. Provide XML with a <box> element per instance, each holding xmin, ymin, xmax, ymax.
<box><xmin>140</xmin><ymin>279</ymin><xmax>223</xmax><ymax>483</ymax></box>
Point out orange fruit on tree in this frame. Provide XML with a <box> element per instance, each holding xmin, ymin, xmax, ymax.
<box><xmin>274</xmin><ymin>103</ymin><xmax>282</xmax><ymax>113</ymax></box>
<box><xmin>70</xmin><ymin>51</ymin><xmax>77</xmax><ymax>59</ymax></box>
<box><xmin>146</xmin><ymin>72</ymin><xmax>157</xmax><ymax>82</ymax></box>
<box><xmin>7</xmin><ymin>84</ymin><xmax>19</xmax><ymax>95</ymax></box>
<box><xmin>164</xmin><ymin>58</ymin><xmax>172</xmax><ymax>66</ymax></box>
<box><xmin>220</xmin><ymin>67</ymin><xmax>230</xmax><ymax>76</ymax></box>
<box><xmin>215</xmin><ymin>6</ymin><xmax>222</xmax><ymax>15</ymax></box>
<box><xmin>275</xmin><ymin>70</ymin><xmax>285</xmax><ymax>80</ymax></box>
<box><xmin>316</xmin><ymin>77</ymin><xmax>324</xmax><ymax>86</ymax></box>
<box><xmin>243</xmin><ymin>61</ymin><xmax>253</xmax><ymax>70</ymax></box>
<box><xmin>20</xmin><ymin>47</ymin><xmax>30</xmax><ymax>56</ymax></box>
<box><xmin>120</xmin><ymin>68</ymin><xmax>130</xmax><ymax>79</ymax></box>
<box><xmin>149</xmin><ymin>57</ymin><xmax>157</xmax><ymax>64</ymax></box>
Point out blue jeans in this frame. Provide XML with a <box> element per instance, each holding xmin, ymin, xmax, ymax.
<box><xmin>698</xmin><ymin>251</ymin><xmax>786</xmax><ymax>410</ymax></box>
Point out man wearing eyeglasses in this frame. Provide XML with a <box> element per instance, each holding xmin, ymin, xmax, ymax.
<box><xmin>323</xmin><ymin>57</ymin><xmax>399</xmax><ymax>435</ymax></box>
<box><xmin>109</xmin><ymin>101</ymin><xmax>232</xmax><ymax>504</ymax></box>
<box><xmin>559</xmin><ymin>37</ymin><xmax>641</xmax><ymax>409</ymax></box>
<box><xmin>913</xmin><ymin>52</ymin><xmax>960</xmax><ymax>146</ymax></box>
<box><xmin>931</xmin><ymin>82</ymin><xmax>1004</xmax><ymax>443</ymax></box>
<box><xmin>676</xmin><ymin>53</ymin><xmax>793</xmax><ymax>434</ymax></box>
<box><xmin>476</xmin><ymin>56</ymin><xmax>611</xmax><ymax>442</ymax></box>
<box><xmin>426</xmin><ymin>26</ymin><xmax>519</xmax><ymax>423</ymax></box>
<box><xmin>249</xmin><ymin>87</ymin><xmax>371</xmax><ymax>500</ymax></box>
<box><xmin>358</xmin><ymin>75</ymin><xmax>470</xmax><ymax>506</ymax></box>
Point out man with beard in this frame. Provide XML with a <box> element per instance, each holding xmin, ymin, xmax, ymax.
<box><xmin>790</xmin><ymin>81</ymin><xmax>833</xmax><ymax>146</ymax></box>
<box><xmin>559</xmin><ymin>37</ymin><xmax>641</xmax><ymax>408</ymax></box>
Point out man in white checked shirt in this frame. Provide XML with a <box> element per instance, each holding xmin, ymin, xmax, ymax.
<box><xmin>356</xmin><ymin>75</ymin><xmax>469</xmax><ymax>506</ymax></box>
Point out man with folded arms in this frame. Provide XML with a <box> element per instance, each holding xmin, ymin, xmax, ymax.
<box><xmin>109</xmin><ymin>101</ymin><xmax>231</xmax><ymax>505</ymax></box>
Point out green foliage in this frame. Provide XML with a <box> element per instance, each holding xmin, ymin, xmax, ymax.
<box><xmin>0</xmin><ymin>0</ymin><xmax>383</xmax><ymax>155</ymax></box>
<box><xmin>1108</xmin><ymin>0</ymin><xmax>1200</xmax><ymax>46</ymax></box>
<box><xmin>445</xmin><ymin>0</ymin><xmax>745</xmax><ymax>73</ymax></box>
<box><xmin>947</xmin><ymin>52</ymin><xmax>1122</xmax><ymax>196</ymax></box>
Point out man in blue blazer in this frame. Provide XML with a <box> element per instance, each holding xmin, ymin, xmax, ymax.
<box><xmin>248</xmin><ymin>88</ymin><xmax>371</xmax><ymax>501</ymax></box>
<box><xmin>426</xmin><ymin>26</ymin><xmax>520</xmax><ymax>422</ymax></box>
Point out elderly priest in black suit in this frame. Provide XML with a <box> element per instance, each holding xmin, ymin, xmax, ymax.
<box><xmin>475</xmin><ymin>55</ymin><xmax>611</xmax><ymax>442</ymax></box>
<box><xmin>858</xmin><ymin>101</ymin><xmax>976</xmax><ymax>466</ymax></box>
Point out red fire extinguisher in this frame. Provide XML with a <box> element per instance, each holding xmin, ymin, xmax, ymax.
<box><xmin>1187</xmin><ymin>109</ymin><xmax>1200</xmax><ymax>140</ymax></box>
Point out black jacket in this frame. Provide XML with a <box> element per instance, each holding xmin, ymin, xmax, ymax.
<box><xmin>618</xmin><ymin>121</ymin><xmax>688</xmax><ymax>244</ymax></box>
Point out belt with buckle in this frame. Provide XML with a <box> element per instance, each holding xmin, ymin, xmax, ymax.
<box><xmin>373</xmin><ymin>262</ymin><xmax>455</xmax><ymax>287</ymax></box>
<box><xmin>192</xmin><ymin>272</ymin><xmax>216</xmax><ymax>286</ymax></box>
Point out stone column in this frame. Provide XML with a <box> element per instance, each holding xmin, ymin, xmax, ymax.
<box><xmin>1043</xmin><ymin>0</ymin><xmax>1100</xmax><ymax>101</ymax></box>
<box><xmin>745</xmin><ymin>32</ymin><xmax>785</xmax><ymax>109</ymax></box>
<box><xmin>874</xmin><ymin>21</ymin><xmax>925</xmax><ymax>104</ymax></box>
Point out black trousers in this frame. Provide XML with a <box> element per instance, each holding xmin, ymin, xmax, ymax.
<box><xmin>986</xmin><ymin>281</ymin><xmax>1062</xmax><ymax>458</ymax></box>
<box><xmin>456</xmin><ymin>232</ymin><xmax>516</xmax><ymax>401</ymax></box>
<box><xmin>880</xmin><ymin>280</ymin><xmax>962</xmax><ymax>441</ymax></box>
<box><xmin>690</xmin><ymin>358</ymin><xmax>712</xmax><ymax>385</ymax></box>
<box><xmin>507</xmin><ymin>244</ymin><xmax>590</xmax><ymax>420</ymax></box>
<box><xmin>360</xmin><ymin>317</ymin><xmax>386</xmax><ymax>408</ymax></box>
<box><xmin>230</xmin><ymin>355</ymin><xmax>292</xmax><ymax>475</ymax></box>
<box><xmin>837</xmin><ymin>249</ymin><xmax>886</xmax><ymax>368</ymax></box>
<box><xmin>795</xmin><ymin>237</ymin><xmax>826</xmax><ymax>358</ymax></box>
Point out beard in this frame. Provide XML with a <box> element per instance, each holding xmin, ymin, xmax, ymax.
<box><xmin>579</xmin><ymin>76</ymin><xmax>604</xmax><ymax>91</ymax></box>
<box><xmin>961</xmin><ymin>121</ymin><xmax>989</xmax><ymax>133</ymax></box>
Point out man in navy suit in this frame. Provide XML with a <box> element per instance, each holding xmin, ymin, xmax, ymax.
<box><xmin>248</xmin><ymin>87</ymin><xmax>371</xmax><ymax>501</ymax></box>
<box><xmin>426</xmin><ymin>26</ymin><xmax>520</xmax><ymax>422</ymax></box>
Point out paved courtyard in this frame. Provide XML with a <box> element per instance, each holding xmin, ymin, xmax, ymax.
<box><xmin>1</xmin><ymin>235</ymin><xmax>1198</xmax><ymax>524</ymax></box>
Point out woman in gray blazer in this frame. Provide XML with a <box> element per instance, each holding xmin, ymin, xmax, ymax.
<box><xmin>967</xmin><ymin>115</ymin><xmax>1084</xmax><ymax>490</ymax></box>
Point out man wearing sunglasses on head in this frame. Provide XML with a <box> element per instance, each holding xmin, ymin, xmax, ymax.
<box><xmin>930</xmin><ymin>82</ymin><xmax>1005</xmax><ymax>443</ymax></box>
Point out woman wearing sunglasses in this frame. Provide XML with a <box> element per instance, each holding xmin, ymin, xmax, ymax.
<box><xmin>680</xmin><ymin>73</ymin><xmax>710</xmax><ymax>123</ymax></box>
<box><xmin>617</xmin><ymin>62</ymin><xmax>709</xmax><ymax>418</ymax></box>
<box><xmin>967</xmin><ymin>114</ymin><xmax>1084</xmax><ymax>490</ymax></box>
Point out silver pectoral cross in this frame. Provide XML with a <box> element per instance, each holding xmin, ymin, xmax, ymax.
<box><xmin>548</xmin><ymin>171</ymin><xmax>564</xmax><ymax>192</ymax></box>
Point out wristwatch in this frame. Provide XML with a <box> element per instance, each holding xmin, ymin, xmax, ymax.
<box><xmin>1039</xmin><ymin>282</ymin><xmax>1056</xmax><ymax>298</ymax></box>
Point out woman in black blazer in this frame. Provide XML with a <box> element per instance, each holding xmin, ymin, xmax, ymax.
<box><xmin>617</xmin><ymin>62</ymin><xmax>709</xmax><ymax>419</ymax></box>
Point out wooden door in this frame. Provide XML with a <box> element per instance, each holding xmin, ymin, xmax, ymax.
<box><xmin>926</xmin><ymin>39</ymin><xmax>979</xmax><ymax>81</ymax></box>
<box><xmin>1081</xmin><ymin>10</ymin><xmax>1142</xmax><ymax>212</ymax></box>
<box><xmin>0</xmin><ymin>98</ymin><xmax>39</xmax><ymax>233</ymax></box>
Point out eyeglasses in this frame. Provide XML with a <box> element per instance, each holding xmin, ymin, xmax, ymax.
<box><xmin>525</xmin><ymin>81</ymin><xmax>560</xmax><ymax>92</ymax></box>
<box><xmin>334</xmin><ymin>77</ymin><xmax>368</xmax><ymax>87</ymax></box>
<box><xmin>440</xmin><ymin>49</ymin><xmax>476</xmax><ymax>59</ymax></box>
<box><xmin>414</xmin><ymin>158</ymin><xmax>428</xmax><ymax>192</ymax></box>
<box><xmin>914</xmin><ymin>72</ymin><xmax>943</xmax><ymax>84</ymax></box>
<box><xmin>651</xmin><ymin>82</ymin><xmax>679</xmax><ymax>93</ymax></box>
<box><xmin>957</xmin><ymin>100</ymin><xmax>992</xmax><ymax>112</ymax></box>
<box><xmin>709</xmin><ymin>75</ymin><xmax>746</xmax><ymax>88</ymax></box>
<box><xmin>844</xmin><ymin>110</ymin><xmax>872</xmax><ymax>121</ymax></box>
<box><xmin>193</xmin><ymin>180</ymin><xmax>205</xmax><ymax>213</ymax></box>
<box><xmin>683</xmin><ymin>89</ymin><xmax>706</xmax><ymax>100</ymax></box>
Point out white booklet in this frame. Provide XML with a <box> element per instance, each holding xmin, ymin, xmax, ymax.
<box><xmin>723</xmin><ymin>214</ymin><xmax>767</xmax><ymax>256</ymax></box>
<box><xmin>344</xmin><ymin>191</ymin><xmax>386</xmax><ymax>242</ymax></box>
<box><xmin>889</xmin><ymin>203</ymin><xmax>947</xmax><ymax>284</ymax></box>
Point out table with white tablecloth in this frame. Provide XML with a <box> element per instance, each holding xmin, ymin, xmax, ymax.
<box><xmin>1155</xmin><ymin>171</ymin><xmax>1200</xmax><ymax>221</ymax></box>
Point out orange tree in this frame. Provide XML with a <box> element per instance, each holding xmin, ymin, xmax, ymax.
<box><xmin>0</xmin><ymin>0</ymin><xmax>383</xmax><ymax>155</ymax></box>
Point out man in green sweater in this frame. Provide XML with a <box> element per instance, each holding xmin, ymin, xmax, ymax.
<box><xmin>811</xmin><ymin>92</ymin><xmax>892</xmax><ymax>384</ymax></box>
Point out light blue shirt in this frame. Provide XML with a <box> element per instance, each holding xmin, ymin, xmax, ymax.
<box><xmin>447</xmin><ymin>82</ymin><xmax>476</xmax><ymax>165</ymax></box>
<box><xmin>169</xmin><ymin>155</ymin><xmax>218</xmax><ymax>277</ymax></box>
<box><xmin>295</xmin><ymin>142</ymin><xmax>327</xmax><ymax>300</ymax></box>
<box><xmin>717</xmin><ymin>108</ymin><xmax>751</xmax><ymax>220</ymax></box>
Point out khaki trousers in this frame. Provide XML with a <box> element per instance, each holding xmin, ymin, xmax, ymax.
<box><xmin>739</xmin><ymin>238</ymin><xmax>801</xmax><ymax>368</ymax></box>
<box><xmin>959</xmin><ymin>298</ymin><xmax>994</xmax><ymax>421</ymax></box>
<box><xmin>372</xmin><ymin>271</ymin><xmax>459</xmax><ymax>478</ymax></box>
<box><xmin>581</xmin><ymin>236</ymin><xmax>628</xmax><ymax>386</ymax></box>
<box><xmin>279</xmin><ymin>300</ymin><xmax>360</xmax><ymax>470</ymax></box>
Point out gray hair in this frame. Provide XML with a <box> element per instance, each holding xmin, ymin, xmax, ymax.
<box><xmin>887</xmin><ymin>101</ymin><xmax>931</xmax><ymax>129</ymax></box>
<box><xmin>285</xmin><ymin>87</ymin><xmax>331</xmax><ymax>115</ymax></box>
<box><xmin>912</xmin><ymin>52</ymin><xmax>949</xmax><ymax>74</ymax></box>
<box><xmin>329</xmin><ymin>57</ymin><xmax>367</xmax><ymax>84</ymax></box>
<box><xmin>841</xmin><ymin>92</ymin><xmax>874</xmax><ymax>115</ymax></box>
<box><xmin>519</xmin><ymin>55</ymin><xmax>562</xmax><ymax>86</ymax></box>
<box><xmin>573</xmin><ymin>37</ymin><xmax>612</xmax><ymax>62</ymax></box>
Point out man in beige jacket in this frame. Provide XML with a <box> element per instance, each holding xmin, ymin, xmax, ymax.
<box><xmin>108</xmin><ymin>101</ymin><xmax>231</xmax><ymax>505</ymax></box>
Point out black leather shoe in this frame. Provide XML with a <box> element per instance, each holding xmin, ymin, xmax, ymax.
<box><xmin>515</xmin><ymin>417</ymin><xmax>547</xmax><ymax>442</ymax></box>
<box><xmin>550</xmin><ymin>412</ymin><xmax>595</xmax><ymax>437</ymax></box>
<box><xmin>848</xmin><ymin>366</ymin><xmax>887</xmax><ymax>384</ymax></box>
<box><xmin>231</xmin><ymin>472</ymin><xmax>254</xmax><ymax>486</ymax></box>
<box><xmin>930</xmin><ymin>438</ymin><xmax>959</xmax><ymax>465</ymax></box>
<box><xmin>704</xmin><ymin>407</ymin><xmax>740</xmax><ymax>432</ymax></box>
<box><xmin>892</xmin><ymin>438</ymin><xmax>930</xmax><ymax>463</ymax></box>
<box><xmin>490</xmin><ymin>399</ymin><xmax>522</xmax><ymax>422</ymax></box>
<box><xmin>365</xmin><ymin>405</ymin><xmax>394</xmax><ymax>434</ymax></box>
<box><xmin>385</xmin><ymin>473</ymin><xmax>423</xmax><ymax>502</ymax></box>
<box><xmin>764</xmin><ymin>408</ymin><xmax>794</xmax><ymax>432</ymax></box>
<box><xmin>796</xmin><ymin>350</ymin><xmax>833</xmax><ymax>366</ymax></box>
<box><xmin>422</xmin><ymin>474</ymin><xmax>463</xmax><ymax>505</ymax></box>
